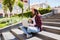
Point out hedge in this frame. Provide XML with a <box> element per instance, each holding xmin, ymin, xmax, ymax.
<box><xmin>13</xmin><ymin>11</ymin><xmax>32</xmax><ymax>18</ymax></box>
<box><xmin>39</xmin><ymin>8</ymin><xmax>51</xmax><ymax>14</ymax></box>
<box><xmin>12</xmin><ymin>8</ymin><xmax>51</xmax><ymax>18</ymax></box>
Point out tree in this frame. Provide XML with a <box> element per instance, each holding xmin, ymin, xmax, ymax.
<box><xmin>2</xmin><ymin>0</ymin><xmax>15</xmax><ymax>17</ymax></box>
<box><xmin>47</xmin><ymin>5</ymin><xmax>51</xmax><ymax>9</ymax></box>
<box><xmin>7</xmin><ymin>0</ymin><xmax>15</xmax><ymax>17</ymax></box>
<box><xmin>18</xmin><ymin>0</ymin><xmax>24</xmax><ymax>17</ymax></box>
<box><xmin>2</xmin><ymin>0</ymin><xmax>8</xmax><ymax>17</ymax></box>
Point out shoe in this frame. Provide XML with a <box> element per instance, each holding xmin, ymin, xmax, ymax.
<box><xmin>23</xmin><ymin>33</ymin><xmax>26</xmax><ymax>36</ymax></box>
<box><xmin>27</xmin><ymin>34</ymin><xmax>32</xmax><ymax>38</ymax></box>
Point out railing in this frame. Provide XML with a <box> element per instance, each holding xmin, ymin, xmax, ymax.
<box><xmin>41</xmin><ymin>12</ymin><xmax>53</xmax><ymax>18</ymax></box>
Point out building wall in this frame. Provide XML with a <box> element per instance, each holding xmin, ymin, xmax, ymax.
<box><xmin>0</xmin><ymin>0</ymin><xmax>2</xmax><ymax>3</ymax></box>
<box><xmin>30</xmin><ymin>3</ymin><xmax>49</xmax><ymax>9</ymax></box>
<box><xmin>53</xmin><ymin>8</ymin><xmax>60</xmax><ymax>14</ymax></box>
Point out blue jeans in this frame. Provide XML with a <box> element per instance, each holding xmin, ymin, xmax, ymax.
<box><xmin>20</xmin><ymin>26</ymin><xmax>40</xmax><ymax>35</ymax></box>
<box><xmin>27</xmin><ymin>26</ymin><xmax>40</xmax><ymax>33</ymax></box>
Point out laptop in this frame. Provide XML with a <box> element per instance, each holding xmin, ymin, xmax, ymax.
<box><xmin>22</xmin><ymin>19</ymin><xmax>29</xmax><ymax>27</ymax></box>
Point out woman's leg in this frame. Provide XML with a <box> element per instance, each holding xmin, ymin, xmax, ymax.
<box><xmin>27</xmin><ymin>27</ymin><xmax>40</xmax><ymax>33</ymax></box>
<box><xmin>19</xmin><ymin>26</ymin><xmax>32</xmax><ymax>38</ymax></box>
<box><xmin>19</xmin><ymin>26</ymin><xmax>29</xmax><ymax>34</ymax></box>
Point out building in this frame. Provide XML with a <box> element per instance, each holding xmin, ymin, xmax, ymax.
<box><xmin>40</xmin><ymin>3</ymin><xmax>49</xmax><ymax>9</ymax></box>
<box><xmin>52</xmin><ymin>6</ymin><xmax>60</xmax><ymax>14</ymax></box>
<box><xmin>0</xmin><ymin>0</ymin><xmax>2</xmax><ymax>3</ymax></box>
<box><xmin>30</xmin><ymin>3</ymin><xmax>49</xmax><ymax>9</ymax></box>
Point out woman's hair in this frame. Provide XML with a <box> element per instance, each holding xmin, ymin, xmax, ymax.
<box><xmin>33</xmin><ymin>9</ymin><xmax>39</xmax><ymax>16</ymax></box>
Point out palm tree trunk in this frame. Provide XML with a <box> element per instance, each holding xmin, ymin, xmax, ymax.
<box><xmin>3</xmin><ymin>8</ymin><xmax>7</xmax><ymax>17</ymax></box>
<box><xmin>9</xmin><ymin>12</ymin><xmax>12</xmax><ymax>24</ymax></box>
<box><xmin>29</xmin><ymin>0</ymin><xmax>30</xmax><ymax>10</ymax></box>
<box><xmin>8</xmin><ymin>12</ymin><xmax>10</xmax><ymax>18</ymax></box>
<box><xmin>22</xmin><ymin>8</ymin><xmax>23</xmax><ymax>18</ymax></box>
<box><xmin>3</xmin><ymin>10</ymin><xmax>6</xmax><ymax>17</ymax></box>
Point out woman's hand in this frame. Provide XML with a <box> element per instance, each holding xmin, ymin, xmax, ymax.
<box><xmin>29</xmin><ymin>24</ymin><xmax>34</xmax><ymax>27</ymax></box>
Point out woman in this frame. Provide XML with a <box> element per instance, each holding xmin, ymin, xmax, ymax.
<box><xmin>31</xmin><ymin>8</ymin><xmax>42</xmax><ymax>31</ymax></box>
<box><xmin>20</xmin><ymin>8</ymin><xmax>42</xmax><ymax>38</ymax></box>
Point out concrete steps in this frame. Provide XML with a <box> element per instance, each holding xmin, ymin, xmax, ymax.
<box><xmin>10</xmin><ymin>28</ymin><xmax>60</xmax><ymax>40</ymax></box>
<box><xmin>47</xmin><ymin>15</ymin><xmax>60</xmax><ymax>19</ymax></box>
<box><xmin>0</xmin><ymin>34</ymin><xmax>1</xmax><ymax>40</ymax></box>
<box><xmin>42</xmin><ymin>14</ymin><xmax>60</xmax><ymax>27</ymax></box>
<box><xmin>42</xmin><ymin>19</ymin><xmax>60</xmax><ymax>22</ymax></box>
<box><xmin>42</xmin><ymin>14</ymin><xmax>60</xmax><ymax>21</ymax></box>
<box><xmin>0</xmin><ymin>25</ymin><xmax>60</xmax><ymax>40</ymax></box>
<box><xmin>42</xmin><ymin>22</ymin><xmax>60</xmax><ymax>27</ymax></box>
<box><xmin>43</xmin><ymin>14</ymin><xmax>60</xmax><ymax>19</ymax></box>
<box><xmin>10</xmin><ymin>28</ymin><xmax>25</xmax><ymax>40</ymax></box>
<box><xmin>38</xmin><ymin>31</ymin><xmax>60</xmax><ymax>40</ymax></box>
<box><xmin>0</xmin><ymin>14</ymin><xmax>60</xmax><ymax>40</ymax></box>
<box><xmin>42</xmin><ymin>25</ymin><xmax>60</xmax><ymax>35</ymax></box>
<box><xmin>27</xmin><ymin>37</ymin><xmax>42</xmax><ymax>40</ymax></box>
<box><xmin>46</xmin><ymin>17</ymin><xmax>60</xmax><ymax>19</ymax></box>
<box><xmin>2</xmin><ymin>31</ymin><xmax>19</xmax><ymax>40</ymax></box>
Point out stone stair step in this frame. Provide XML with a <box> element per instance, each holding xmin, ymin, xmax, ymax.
<box><xmin>43</xmin><ymin>18</ymin><xmax>60</xmax><ymax>19</ymax></box>
<box><xmin>42</xmin><ymin>25</ymin><xmax>60</xmax><ymax>35</ymax></box>
<box><xmin>46</xmin><ymin>16</ymin><xmax>60</xmax><ymax>19</ymax></box>
<box><xmin>0</xmin><ymin>33</ymin><xmax>4</xmax><ymax>40</ymax></box>
<box><xmin>42</xmin><ymin>25</ymin><xmax>60</xmax><ymax>30</ymax></box>
<box><xmin>50</xmin><ymin>15</ymin><xmax>60</xmax><ymax>17</ymax></box>
<box><xmin>42</xmin><ymin>19</ymin><xmax>60</xmax><ymax>22</ymax></box>
<box><xmin>0</xmin><ymin>34</ymin><xmax>1</xmax><ymax>40</ymax></box>
<box><xmin>11</xmin><ymin>29</ymin><xmax>56</xmax><ymax>40</ymax></box>
<box><xmin>42</xmin><ymin>22</ymin><xmax>60</xmax><ymax>27</ymax></box>
<box><xmin>38</xmin><ymin>31</ymin><xmax>60</xmax><ymax>40</ymax></box>
<box><xmin>43</xmin><ymin>22</ymin><xmax>60</xmax><ymax>24</ymax></box>
<box><xmin>11</xmin><ymin>28</ymin><xmax>26</xmax><ymax>40</ymax></box>
<box><xmin>35</xmin><ymin>33</ymin><xmax>56</xmax><ymax>40</ymax></box>
<box><xmin>1</xmin><ymin>27</ymin><xmax>60</xmax><ymax>40</ymax></box>
<box><xmin>11</xmin><ymin>28</ymin><xmax>45</xmax><ymax>40</ymax></box>
<box><xmin>11</xmin><ymin>28</ymin><xmax>60</xmax><ymax>40</ymax></box>
<box><xmin>43</xmin><ymin>14</ymin><xmax>60</xmax><ymax>19</ymax></box>
<box><xmin>48</xmin><ymin>15</ymin><xmax>60</xmax><ymax>17</ymax></box>
<box><xmin>27</xmin><ymin>37</ymin><xmax>42</xmax><ymax>40</ymax></box>
<box><xmin>47</xmin><ymin>17</ymin><xmax>60</xmax><ymax>19</ymax></box>
<box><xmin>2</xmin><ymin>31</ymin><xmax>18</xmax><ymax>40</ymax></box>
<box><xmin>49</xmin><ymin>14</ymin><xmax>60</xmax><ymax>16</ymax></box>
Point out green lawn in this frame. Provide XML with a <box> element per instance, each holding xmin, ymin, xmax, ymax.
<box><xmin>0</xmin><ymin>23</ymin><xmax>8</xmax><ymax>28</ymax></box>
<box><xmin>0</xmin><ymin>16</ymin><xmax>29</xmax><ymax>28</ymax></box>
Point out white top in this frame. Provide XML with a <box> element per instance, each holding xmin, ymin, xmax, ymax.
<box><xmin>22</xmin><ymin>16</ymin><xmax>36</xmax><ymax>27</ymax></box>
<box><xmin>29</xmin><ymin>16</ymin><xmax>36</xmax><ymax>27</ymax></box>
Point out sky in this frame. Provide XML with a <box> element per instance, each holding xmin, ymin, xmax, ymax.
<box><xmin>29</xmin><ymin>0</ymin><xmax>60</xmax><ymax>7</ymax></box>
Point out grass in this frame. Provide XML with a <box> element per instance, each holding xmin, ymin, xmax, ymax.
<box><xmin>0</xmin><ymin>23</ymin><xmax>8</xmax><ymax>28</ymax></box>
<box><xmin>0</xmin><ymin>16</ymin><xmax>29</xmax><ymax>28</ymax></box>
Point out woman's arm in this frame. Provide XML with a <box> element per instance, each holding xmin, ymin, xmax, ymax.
<box><xmin>29</xmin><ymin>18</ymin><xmax>36</xmax><ymax>27</ymax></box>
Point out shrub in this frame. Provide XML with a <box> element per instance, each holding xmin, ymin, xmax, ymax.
<box><xmin>39</xmin><ymin>8</ymin><xmax>51</xmax><ymax>14</ymax></box>
<box><xmin>18</xmin><ymin>11</ymin><xmax>32</xmax><ymax>18</ymax></box>
<box><xmin>12</xmin><ymin>8</ymin><xmax>51</xmax><ymax>18</ymax></box>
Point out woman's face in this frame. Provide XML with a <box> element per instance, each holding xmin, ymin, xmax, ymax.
<box><xmin>31</xmin><ymin>8</ymin><xmax>35</xmax><ymax>15</ymax></box>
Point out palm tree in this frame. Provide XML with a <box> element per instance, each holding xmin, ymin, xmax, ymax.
<box><xmin>7</xmin><ymin>0</ymin><xmax>15</xmax><ymax>17</ymax></box>
<box><xmin>2</xmin><ymin>0</ymin><xmax>8</xmax><ymax>17</ymax></box>
<box><xmin>2</xmin><ymin>0</ymin><xmax>15</xmax><ymax>17</ymax></box>
<box><xmin>18</xmin><ymin>0</ymin><xmax>24</xmax><ymax>17</ymax></box>
<box><xmin>28</xmin><ymin>0</ymin><xmax>30</xmax><ymax>10</ymax></box>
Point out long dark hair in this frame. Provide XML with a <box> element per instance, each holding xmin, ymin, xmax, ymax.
<box><xmin>33</xmin><ymin>9</ymin><xmax>39</xmax><ymax>16</ymax></box>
